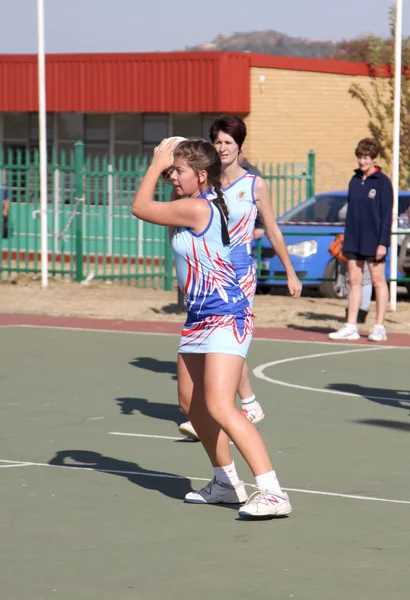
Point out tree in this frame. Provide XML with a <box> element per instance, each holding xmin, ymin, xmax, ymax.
<box><xmin>348</xmin><ymin>6</ymin><xmax>410</xmax><ymax>189</ymax></box>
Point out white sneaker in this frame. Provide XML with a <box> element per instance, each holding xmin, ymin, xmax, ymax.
<box><xmin>185</xmin><ymin>478</ymin><xmax>248</xmax><ymax>504</ymax></box>
<box><xmin>238</xmin><ymin>488</ymin><xmax>292</xmax><ymax>518</ymax></box>
<box><xmin>368</xmin><ymin>325</ymin><xmax>387</xmax><ymax>342</ymax></box>
<box><xmin>328</xmin><ymin>324</ymin><xmax>360</xmax><ymax>341</ymax></box>
<box><xmin>241</xmin><ymin>401</ymin><xmax>265</xmax><ymax>425</ymax></box>
<box><xmin>178</xmin><ymin>421</ymin><xmax>199</xmax><ymax>440</ymax></box>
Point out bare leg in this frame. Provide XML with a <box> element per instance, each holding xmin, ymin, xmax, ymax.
<box><xmin>346</xmin><ymin>259</ymin><xmax>364</xmax><ymax>325</ymax></box>
<box><xmin>178</xmin><ymin>353</ymin><xmax>232</xmax><ymax>466</ymax></box>
<box><xmin>237</xmin><ymin>361</ymin><xmax>254</xmax><ymax>400</ymax></box>
<box><xmin>368</xmin><ymin>261</ymin><xmax>388</xmax><ymax>326</ymax></box>
<box><xmin>203</xmin><ymin>353</ymin><xmax>273</xmax><ymax>476</ymax></box>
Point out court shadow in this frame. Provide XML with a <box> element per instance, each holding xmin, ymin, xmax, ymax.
<box><xmin>287</xmin><ymin>324</ymin><xmax>335</xmax><ymax>334</ymax></box>
<box><xmin>296</xmin><ymin>311</ymin><xmax>345</xmax><ymax>324</ymax></box>
<box><xmin>48</xmin><ymin>450</ymin><xmax>193</xmax><ymax>500</ymax></box>
<box><xmin>151</xmin><ymin>303</ymin><xmax>184</xmax><ymax>315</ymax></box>
<box><xmin>115</xmin><ymin>396</ymin><xmax>185</xmax><ymax>425</ymax></box>
<box><xmin>129</xmin><ymin>356</ymin><xmax>177</xmax><ymax>380</ymax></box>
<box><xmin>352</xmin><ymin>419</ymin><xmax>410</xmax><ymax>432</ymax></box>
<box><xmin>326</xmin><ymin>383</ymin><xmax>410</xmax><ymax>412</ymax></box>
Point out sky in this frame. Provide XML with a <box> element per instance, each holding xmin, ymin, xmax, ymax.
<box><xmin>0</xmin><ymin>0</ymin><xmax>409</xmax><ymax>54</ymax></box>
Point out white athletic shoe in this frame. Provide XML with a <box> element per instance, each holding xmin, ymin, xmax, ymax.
<box><xmin>238</xmin><ymin>488</ymin><xmax>292</xmax><ymax>519</ymax></box>
<box><xmin>178</xmin><ymin>421</ymin><xmax>199</xmax><ymax>440</ymax></box>
<box><xmin>185</xmin><ymin>478</ymin><xmax>248</xmax><ymax>504</ymax></box>
<box><xmin>328</xmin><ymin>324</ymin><xmax>360</xmax><ymax>341</ymax></box>
<box><xmin>368</xmin><ymin>325</ymin><xmax>387</xmax><ymax>342</ymax></box>
<box><xmin>241</xmin><ymin>401</ymin><xmax>265</xmax><ymax>425</ymax></box>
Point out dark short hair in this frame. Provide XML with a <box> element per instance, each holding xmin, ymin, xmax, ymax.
<box><xmin>209</xmin><ymin>115</ymin><xmax>247</xmax><ymax>149</ymax></box>
<box><xmin>355</xmin><ymin>138</ymin><xmax>379</xmax><ymax>159</ymax></box>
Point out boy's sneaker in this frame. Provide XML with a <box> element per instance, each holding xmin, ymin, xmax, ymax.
<box><xmin>185</xmin><ymin>478</ymin><xmax>248</xmax><ymax>504</ymax></box>
<box><xmin>368</xmin><ymin>325</ymin><xmax>387</xmax><ymax>342</ymax></box>
<box><xmin>178</xmin><ymin>421</ymin><xmax>199</xmax><ymax>440</ymax></box>
<box><xmin>328</xmin><ymin>324</ymin><xmax>360</xmax><ymax>341</ymax></box>
<box><xmin>241</xmin><ymin>401</ymin><xmax>265</xmax><ymax>425</ymax></box>
<box><xmin>238</xmin><ymin>488</ymin><xmax>292</xmax><ymax>519</ymax></box>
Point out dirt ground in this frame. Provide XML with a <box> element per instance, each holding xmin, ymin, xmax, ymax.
<box><xmin>1</xmin><ymin>275</ymin><xmax>409</xmax><ymax>333</ymax></box>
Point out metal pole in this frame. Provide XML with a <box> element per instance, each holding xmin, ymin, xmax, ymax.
<box><xmin>108</xmin><ymin>115</ymin><xmax>114</xmax><ymax>256</ymax></box>
<box><xmin>389</xmin><ymin>0</ymin><xmax>403</xmax><ymax>311</ymax></box>
<box><xmin>37</xmin><ymin>0</ymin><xmax>48</xmax><ymax>287</ymax></box>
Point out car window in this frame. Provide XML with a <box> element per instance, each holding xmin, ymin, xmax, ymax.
<box><xmin>399</xmin><ymin>195</ymin><xmax>410</xmax><ymax>216</ymax></box>
<box><xmin>279</xmin><ymin>195</ymin><xmax>348</xmax><ymax>223</ymax></box>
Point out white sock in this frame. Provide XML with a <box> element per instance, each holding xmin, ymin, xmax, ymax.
<box><xmin>241</xmin><ymin>394</ymin><xmax>257</xmax><ymax>409</ymax></box>
<box><xmin>213</xmin><ymin>461</ymin><xmax>240</xmax><ymax>486</ymax></box>
<box><xmin>255</xmin><ymin>470</ymin><xmax>283</xmax><ymax>495</ymax></box>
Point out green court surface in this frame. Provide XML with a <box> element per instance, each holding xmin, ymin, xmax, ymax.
<box><xmin>1</xmin><ymin>325</ymin><xmax>410</xmax><ymax>600</ymax></box>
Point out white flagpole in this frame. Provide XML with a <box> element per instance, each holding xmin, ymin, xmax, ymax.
<box><xmin>37</xmin><ymin>0</ymin><xmax>48</xmax><ymax>288</ymax></box>
<box><xmin>389</xmin><ymin>0</ymin><xmax>403</xmax><ymax>311</ymax></box>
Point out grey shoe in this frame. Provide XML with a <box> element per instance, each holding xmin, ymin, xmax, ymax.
<box><xmin>185</xmin><ymin>478</ymin><xmax>248</xmax><ymax>504</ymax></box>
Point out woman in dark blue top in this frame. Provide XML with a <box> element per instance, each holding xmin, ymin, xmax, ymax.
<box><xmin>329</xmin><ymin>138</ymin><xmax>393</xmax><ymax>342</ymax></box>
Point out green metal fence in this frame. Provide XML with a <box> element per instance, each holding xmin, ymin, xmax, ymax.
<box><xmin>1</xmin><ymin>143</ymin><xmax>315</xmax><ymax>286</ymax></box>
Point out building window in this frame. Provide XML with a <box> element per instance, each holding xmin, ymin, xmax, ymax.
<box><xmin>172</xmin><ymin>114</ymin><xmax>201</xmax><ymax>139</ymax></box>
<box><xmin>143</xmin><ymin>114</ymin><xmax>168</xmax><ymax>153</ymax></box>
<box><xmin>115</xmin><ymin>114</ymin><xmax>142</xmax><ymax>142</ymax></box>
<box><xmin>201</xmin><ymin>114</ymin><xmax>218</xmax><ymax>140</ymax></box>
<box><xmin>84</xmin><ymin>114</ymin><xmax>110</xmax><ymax>144</ymax></box>
<box><xmin>58</xmin><ymin>113</ymin><xmax>84</xmax><ymax>141</ymax></box>
<box><xmin>3</xmin><ymin>113</ymin><xmax>29</xmax><ymax>142</ymax></box>
<box><xmin>29</xmin><ymin>113</ymin><xmax>53</xmax><ymax>143</ymax></box>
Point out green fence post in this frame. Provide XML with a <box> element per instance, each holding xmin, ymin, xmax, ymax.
<box><xmin>74</xmin><ymin>141</ymin><xmax>84</xmax><ymax>282</ymax></box>
<box><xmin>307</xmin><ymin>150</ymin><xmax>315</xmax><ymax>198</ymax></box>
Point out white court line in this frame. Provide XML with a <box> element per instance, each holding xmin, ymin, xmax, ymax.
<box><xmin>0</xmin><ymin>462</ymin><xmax>33</xmax><ymax>468</ymax></box>
<box><xmin>253</xmin><ymin>346</ymin><xmax>408</xmax><ymax>403</ymax></box>
<box><xmin>4</xmin><ymin>323</ymin><xmax>410</xmax><ymax>349</ymax></box>
<box><xmin>110</xmin><ymin>432</ymin><xmax>184</xmax><ymax>441</ymax></box>
<box><xmin>0</xmin><ymin>458</ymin><xmax>409</xmax><ymax>506</ymax></box>
<box><xmin>15</xmin><ymin>324</ymin><xmax>178</xmax><ymax>338</ymax></box>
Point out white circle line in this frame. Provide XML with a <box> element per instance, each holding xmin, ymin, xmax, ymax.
<box><xmin>252</xmin><ymin>346</ymin><xmax>404</xmax><ymax>402</ymax></box>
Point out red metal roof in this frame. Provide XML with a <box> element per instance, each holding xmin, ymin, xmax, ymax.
<box><xmin>0</xmin><ymin>51</ymin><xmax>381</xmax><ymax>113</ymax></box>
<box><xmin>0</xmin><ymin>52</ymin><xmax>251</xmax><ymax>113</ymax></box>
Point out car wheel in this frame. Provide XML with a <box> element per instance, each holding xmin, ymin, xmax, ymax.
<box><xmin>320</xmin><ymin>258</ymin><xmax>348</xmax><ymax>299</ymax></box>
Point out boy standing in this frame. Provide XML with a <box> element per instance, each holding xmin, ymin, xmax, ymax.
<box><xmin>329</xmin><ymin>138</ymin><xmax>393</xmax><ymax>342</ymax></box>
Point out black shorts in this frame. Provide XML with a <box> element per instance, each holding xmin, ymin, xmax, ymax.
<box><xmin>2</xmin><ymin>215</ymin><xmax>8</xmax><ymax>239</ymax></box>
<box><xmin>343</xmin><ymin>251</ymin><xmax>386</xmax><ymax>264</ymax></box>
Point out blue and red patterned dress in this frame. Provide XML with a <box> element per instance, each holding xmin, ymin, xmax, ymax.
<box><xmin>222</xmin><ymin>172</ymin><xmax>258</xmax><ymax>306</ymax></box>
<box><xmin>172</xmin><ymin>197</ymin><xmax>253</xmax><ymax>357</ymax></box>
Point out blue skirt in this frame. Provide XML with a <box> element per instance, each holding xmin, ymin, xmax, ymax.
<box><xmin>178</xmin><ymin>309</ymin><xmax>254</xmax><ymax>358</ymax></box>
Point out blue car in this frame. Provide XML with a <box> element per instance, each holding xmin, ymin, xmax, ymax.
<box><xmin>253</xmin><ymin>191</ymin><xmax>410</xmax><ymax>298</ymax></box>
